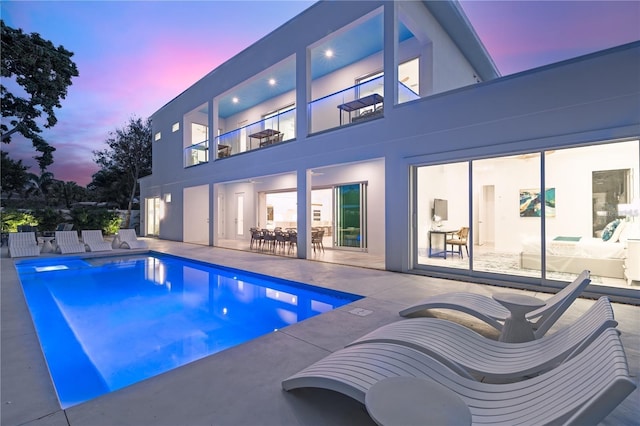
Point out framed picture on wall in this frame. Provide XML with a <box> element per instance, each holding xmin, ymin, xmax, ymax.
<box><xmin>520</xmin><ymin>188</ymin><xmax>555</xmax><ymax>217</ymax></box>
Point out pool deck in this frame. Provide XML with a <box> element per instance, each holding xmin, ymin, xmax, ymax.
<box><xmin>2</xmin><ymin>239</ymin><xmax>639</xmax><ymax>425</ymax></box>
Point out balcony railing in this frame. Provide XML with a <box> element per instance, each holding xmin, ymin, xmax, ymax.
<box><xmin>184</xmin><ymin>140</ymin><xmax>209</xmax><ymax>167</ymax></box>
<box><xmin>398</xmin><ymin>81</ymin><xmax>420</xmax><ymax>104</ymax></box>
<box><xmin>309</xmin><ymin>76</ymin><xmax>384</xmax><ymax>134</ymax></box>
<box><xmin>215</xmin><ymin>108</ymin><xmax>295</xmax><ymax>159</ymax></box>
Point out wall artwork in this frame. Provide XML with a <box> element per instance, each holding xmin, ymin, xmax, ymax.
<box><xmin>519</xmin><ymin>188</ymin><xmax>556</xmax><ymax>217</ymax></box>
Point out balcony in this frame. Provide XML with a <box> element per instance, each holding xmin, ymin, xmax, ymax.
<box><xmin>215</xmin><ymin>107</ymin><xmax>295</xmax><ymax>159</ymax></box>
<box><xmin>184</xmin><ymin>140</ymin><xmax>209</xmax><ymax>167</ymax></box>
<box><xmin>309</xmin><ymin>76</ymin><xmax>385</xmax><ymax>134</ymax></box>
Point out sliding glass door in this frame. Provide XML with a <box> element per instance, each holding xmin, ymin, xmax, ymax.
<box><xmin>335</xmin><ymin>183</ymin><xmax>367</xmax><ymax>250</ymax></box>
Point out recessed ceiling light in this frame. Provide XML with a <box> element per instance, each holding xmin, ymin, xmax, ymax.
<box><xmin>232</xmin><ymin>97</ymin><xmax>239</xmax><ymax>103</ymax></box>
<box><xmin>325</xmin><ymin>49</ymin><xmax>333</xmax><ymax>58</ymax></box>
<box><xmin>269</xmin><ymin>78</ymin><xmax>276</xmax><ymax>86</ymax></box>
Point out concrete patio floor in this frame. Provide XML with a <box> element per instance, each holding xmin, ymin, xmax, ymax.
<box><xmin>2</xmin><ymin>239</ymin><xmax>638</xmax><ymax>425</ymax></box>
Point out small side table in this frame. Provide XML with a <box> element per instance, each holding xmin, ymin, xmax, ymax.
<box><xmin>493</xmin><ymin>292</ymin><xmax>546</xmax><ymax>343</ymax></box>
<box><xmin>40</xmin><ymin>236</ymin><xmax>55</xmax><ymax>253</ymax></box>
<box><xmin>365</xmin><ymin>377</ymin><xmax>472</xmax><ymax>426</ymax></box>
<box><xmin>111</xmin><ymin>235</ymin><xmax>122</xmax><ymax>249</ymax></box>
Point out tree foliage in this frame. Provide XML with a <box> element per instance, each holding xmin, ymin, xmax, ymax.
<box><xmin>1</xmin><ymin>150</ymin><xmax>30</xmax><ymax>199</ymax></box>
<box><xmin>0</xmin><ymin>20</ymin><xmax>79</xmax><ymax>170</ymax></box>
<box><xmin>92</xmin><ymin>116</ymin><xmax>152</xmax><ymax>228</ymax></box>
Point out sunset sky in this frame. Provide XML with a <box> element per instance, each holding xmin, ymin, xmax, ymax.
<box><xmin>2</xmin><ymin>0</ymin><xmax>639</xmax><ymax>186</ymax></box>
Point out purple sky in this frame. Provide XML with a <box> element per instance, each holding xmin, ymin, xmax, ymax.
<box><xmin>2</xmin><ymin>1</ymin><xmax>638</xmax><ymax>186</ymax></box>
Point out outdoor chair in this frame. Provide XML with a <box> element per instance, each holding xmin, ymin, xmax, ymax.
<box><xmin>116</xmin><ymin>229</ymin><xmax>148</xmax><ymax>249</ymax></box>
<box><xmin>54</xmin><ymin>230</ymin><xmax>86</xmax><ymax>254</ymax></box>
<box><xmin>8</xmin><ymin>232</ymin><xmax>40</xmax><ymax>258</ymax></box>
<box><xmin>81</xmin><ymin>230</ymin><xmax>113</xmax><ymax>252</ymax></box>
<box><xmin>399</xmin><ymin>270</ymin><xmax>591</xmax><ymax>341</ymax></box>
<box><xmin>348</xmin><ymin>296</ymin><xmax>617</xmax><ymax>382</ymax></box>
<box><xmin>282</xmin><ymin>328</ymin><xmax>635</xmax><ymax>425</ymax></box>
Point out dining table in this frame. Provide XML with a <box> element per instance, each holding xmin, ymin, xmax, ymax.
<box><xmin>249</xmin><ymin>129</ymin><xmax>281</xmax><ymax>147</ymax></box>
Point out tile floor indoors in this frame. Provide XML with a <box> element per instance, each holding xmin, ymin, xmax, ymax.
<box><xmin>1</xmin><ymin>238</ymin><xmax>638</xmax><ymax>426</ymax></box>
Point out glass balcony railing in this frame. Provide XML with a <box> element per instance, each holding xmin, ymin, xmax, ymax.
<box><xmin>309</xmin><ymin>76</ymin><xmax>384</xmax><ymax>134</ymax></box>
<box><xmin>398</xmin><ymin>81</ymin><xmax>420</xmax><ymax>104</ymax></box>
<box><xmin>215</xmin><ymin>108</ymin><xmax>295</xmax><ymax>159</ymax></box>
<box><xmin>184</xmin><ymin>140</ymin><xmax>209</xmax><ymax>167</ymax></box>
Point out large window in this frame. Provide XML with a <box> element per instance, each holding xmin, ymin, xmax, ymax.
<box><xmin>414</xmin><ymin>139</ymin><xmax>639</xmax><ymax>291</ymax></box>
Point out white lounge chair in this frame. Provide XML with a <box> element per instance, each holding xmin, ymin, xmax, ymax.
<box><xmin>117</xmin><ymin>229</ymin><xmax>148</xmax><ymax>249</ymax></box>
<box><xmin>54</xmin><ymin>231</ymin><xmax>86</xmax><ymax>254</ymax></box>
<box><xmin>81</xmin><ymin>230</ymin><xmax>113</xmax><ymax>252</ymax></box>
<box><xmin>282</xmin><ymin>328</ymin><xmax>636</xmax><ymax>425</ymax></box>
<box><xmin>399</xmin><ymin>269</ymin><xmax>591</xmax><ymax>340</ymax></box>
<box><xmin>348</xmin><ymin>296</ymin><xmax>617</xmax><ymax>381</ymax></box>
<box><xmin>8</xmin><ymin>232</ymin><xmax>40</xmax><ymax>258</ymax></box>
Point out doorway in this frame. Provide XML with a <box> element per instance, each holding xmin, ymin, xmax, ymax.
<box><xmin>145</xmin><ymin>197</ymin><xmax>161</xmax><ymax>236</ymax></box>
<box><xmin>335</xmin><ymin>183</ymin><xmax>367</xmax><ymax>250</ymax></box>
<box><xmin>183</xmin><ymin>185</ymin><xmax>209</xmax><ymax>245</ymax></box>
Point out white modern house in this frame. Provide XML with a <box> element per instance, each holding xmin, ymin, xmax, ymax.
<box><xmin>140</xmin><ymin>0</ymin><xmax>640</xmax><ymax>302</ymax></box>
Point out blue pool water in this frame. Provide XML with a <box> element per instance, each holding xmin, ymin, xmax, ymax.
<box><xmin>15</xmin><ymin>253</ymin><xmax>362</xmax><ymax>408</ymax></box>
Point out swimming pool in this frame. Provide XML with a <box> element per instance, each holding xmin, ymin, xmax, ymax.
<box><xmin>15</xmin><ymin>253</ymin><xmax>362</xmax><ymax>408</ymax></box>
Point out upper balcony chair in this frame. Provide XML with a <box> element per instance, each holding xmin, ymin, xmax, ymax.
<box><xmin>116</xmin><ymin>229</ymin><xmax>148</xmax><ymax>249</ymax></box>
<box><xmin>399</xmin><ymin>270</ymin><xmax>591</xmax><ymax>341</ymax></box>
<box><xmin>446</xmin><ymin>226</ymin><xmax>469</xmax><ymax>258</ymax></box>
<box><xmin>8</xmin><ymin>232</ymin><xmax>40</xmax><ymax>258</ymax></box>
<box><xmin>81</xmin><ymin>230</ymin><xmax>113</xmax><ymax>252</ymax></box>
<box><xmin>54</xmin><ymin>230</ymin><xmax>87</xmax><ymax>254</ymax></box>
<box><xmin>347</xmin><ymin>296</ymin><xmax>617</xmax><ymax>382</ymax></box>
<box><xmin>282</xmin><ymin>328</ymin><xmax>636</xmax><ymax>426</ymax></box>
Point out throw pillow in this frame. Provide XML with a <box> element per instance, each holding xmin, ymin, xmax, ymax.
<box><xmin>601</xmin><ymin>219</ymin><xmax>621</xmax><ymax>242</ymax></box>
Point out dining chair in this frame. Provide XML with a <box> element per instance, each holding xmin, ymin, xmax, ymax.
<box><xmin>446</xmin><ymin>227</ymin><xmax>469</xmax><ymax>258</ymax></box>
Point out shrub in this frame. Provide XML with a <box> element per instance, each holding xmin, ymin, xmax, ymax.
<box><xmin>2</xmin><ymin>209</ymin><xmax>38</xmax><ymax>232</ymax></box>
<box><xmin>32</xmin><ymin>208</ymin><xmax>66</xmax><ymax>232</ymax></box>
<box><xmin>0</xmin><ymin>209</ymin><xmax>38</xmax><ymax>232</ymax></box>
<box><xmin>69</xmin><ymin>207</ymin><xmax>121</xmax><ymax>235</ymax></box>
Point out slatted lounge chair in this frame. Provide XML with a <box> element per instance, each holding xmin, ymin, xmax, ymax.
<box><xmin>8</xmin><ymin>232</ymin><xmax>40</xmax><ymax>258</ymax></box>
<box><xmin>81</xmin><ymin>230</ymin><xmax>113</xmax><ymax>252</ymax></box>
<box><xmin>348</xmin><ymin>296</ymin><xmax>617</xmax><ymax>381</ymax></box>
<box><xmin>399</xmin><ymin>269</ymin><xmax>591</xmax><ymax>340</ymax></box>
<box><xmin>282</xmin><ymin>328</ymin><xmax>636</xmax><ymax>426</ymax></box>
<box><xmin>54</xmin><ymin>230</ymin><xmax>86</xmax><ymax>254</ymax></box>
<box><xmin>117</xmin><ymin>229</ymin><xmax>148</xmax><ymax>249</ymax></box>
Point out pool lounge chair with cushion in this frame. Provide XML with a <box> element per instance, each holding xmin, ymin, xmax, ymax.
<box><xmin>400</xmin><ymin>269</ymin><xmax>591</xmax><ymax>340</ymax></box>
<box><xmin>54</xmin><ymin>231</ymin><xmax>86</xmax><ymax>254</ymax></box>
<box><xmin>117</xmin><ymin>229</ymin><xmax>148</xmax><ymax>249</ymax></box>
<box><xmin>348</xmin><ymin>296</ymin><xmax>617</xmax><ymax>381</ymax></box>
<box><xmin>8</xmin><ymin>232</ymin><xmax>40</xmax><ymax>258</ymax></box>
<box><xmin>282</xmin><ymin>328</ymin><xmax>636</xmax><ymax>425</ymax></box>
<box><xmin>81</xmin><ymin>230</ymin><xmax>113</xmax><ymax>252</ymax></box>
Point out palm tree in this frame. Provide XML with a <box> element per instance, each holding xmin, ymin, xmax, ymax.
<box><xmin>25</xmin><ymin>171</ymin><xmax>55</xmax><ymax>205</ymax></box>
